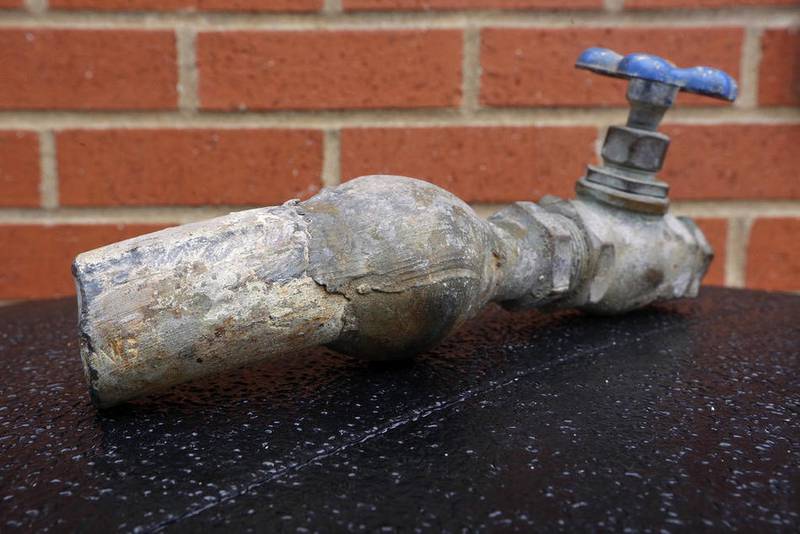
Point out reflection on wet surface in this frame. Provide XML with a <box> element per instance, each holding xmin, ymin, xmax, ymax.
<box><xmin>1</xmin><ymin>288</ymin><xmax>798</xmax><ymax>531</ymax></box>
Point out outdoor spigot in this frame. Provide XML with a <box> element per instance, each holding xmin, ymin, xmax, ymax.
<box><xmin>72</xmin><ymin>48</ymin><xmax>732</xmax><ymax>408</ymax></box>
<box><xmin>574</xmin><ymin>48</ymin><xmax>738</xmax><ymax>213</ymax></box>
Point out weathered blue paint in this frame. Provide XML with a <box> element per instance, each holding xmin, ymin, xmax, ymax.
<box><xmin>576</xmin><ymin>47</ymin><xmax>738</xmax><ymax>101</ymax></box>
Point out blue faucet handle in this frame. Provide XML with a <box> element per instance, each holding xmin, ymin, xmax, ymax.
<box><xmin>576</xmin><ymin>47</ymin><xmax>738</xmax><ymax>102</ymax></box>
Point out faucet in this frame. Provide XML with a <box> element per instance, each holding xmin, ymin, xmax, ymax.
<box><xmin>73</xmin><ymin>48</ymin><xmax>737</xmax><ymax>408</ymax></box>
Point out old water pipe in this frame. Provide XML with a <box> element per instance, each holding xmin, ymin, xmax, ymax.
<box><xmin>73</xmin><ymin>48</ymin><xmax>738</xmax><ymax>408</ymax></box>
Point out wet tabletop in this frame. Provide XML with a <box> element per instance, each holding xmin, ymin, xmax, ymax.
<box><xmin>1</xmin><ymin>287</ymin><xmax>798</xmax><ymax>532</ymax></box>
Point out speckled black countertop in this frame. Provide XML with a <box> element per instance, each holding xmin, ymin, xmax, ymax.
<box><xmin>1</xmin><ymin>287</ymin><xmax>798</xmax><ymax>532</ymax></box>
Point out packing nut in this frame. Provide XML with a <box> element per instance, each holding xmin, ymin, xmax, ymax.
<box><xmin>602</xmin><ymin>126</ymin><xmax>670</xmax><ymax>173</ymax></box>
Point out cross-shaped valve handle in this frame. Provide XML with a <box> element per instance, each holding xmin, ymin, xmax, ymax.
<box><xmin>576</xmin><ymin>47</ymin><xmax>738</xmax><ymax>130</ymax></box>
<box><xmin>576</xmin><ymin>47</ymin><xmax>738</xmax><ymax>101</ymax></box>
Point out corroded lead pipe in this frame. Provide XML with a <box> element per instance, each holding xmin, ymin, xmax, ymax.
<box><xmin>74</xmin><ymin>175</ymin><xmax>711</xmax><ymax>407</ymax></box>
<box><xmin>74</xmin><ymin>47</ymin><xmax>735</xmax><ymax>407</ymax></box>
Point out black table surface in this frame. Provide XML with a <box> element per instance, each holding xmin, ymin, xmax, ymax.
<box><xmin>1</xmin><ymin>287</ymin><xmax>798</xmax><ymax>532</ymax></box>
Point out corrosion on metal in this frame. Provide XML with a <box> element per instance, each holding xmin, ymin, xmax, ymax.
<box><xmin>72</xmin><ymin>47</ymin><xmax>736</xmax><ymax>408</ymax></box>
<box><xmin>73</xmin><ymin>175</ymin><xmax>712</xmax><ymax>407</ymax></box>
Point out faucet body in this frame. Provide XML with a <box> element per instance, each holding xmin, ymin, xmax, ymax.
<box><xmin>73</xmin><ymin>48</ymin><xmax>735</xmax><ymax>407</ymax></box>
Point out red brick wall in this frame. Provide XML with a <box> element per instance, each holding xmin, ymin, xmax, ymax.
<box><xmin>0</xmin><ymin>0</ymin><xmax>798</xmax><ymax>300</ymax></box>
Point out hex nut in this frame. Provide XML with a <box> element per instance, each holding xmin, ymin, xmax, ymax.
<box><xmin>602</xmin><ymin>126</ymin><xmax>670</xmax><ymax>172</ymax></box>
<box><xmin>526</xmin><ymin>206</ymin><xmax>577</xmax><ymax>297</ymax></box>
<box><xmin>543</xmin><ymin>204</ymin><xmax>615</xmax><ymax>306</ymax></box>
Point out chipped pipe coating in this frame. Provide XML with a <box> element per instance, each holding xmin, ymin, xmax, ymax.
<box><xmin>74</xmin><ymin>175</ymin><xmax>712</xmax><ymax>408</ymax></box>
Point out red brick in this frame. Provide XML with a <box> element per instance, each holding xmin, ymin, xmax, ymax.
<box><xmin>626</xmin><ymin>0</ymin><xmax>798</xmax><ymax>8</ymax></box>
<box><xmin>694</xmin><ymin>219</ymin><xmax>727</xmax><ymax>286</ymax></box>
<box><xmin>58</xmin><ymin>129</ymin><xmax>323</xmax><ymax>206</ymax></box>
<box><xmin>480</xmin><ymin>28</ymin><xmax>742</xmax><ymax>107</ymax></box>
<box><xmin>198</xmin><ymin>0</ymin><xmax>321</xmax><ymax>10</ymax></box>
<box><xmin>758</xmin><ymin>28</ymin><xmax>800</xmax><ymax>107</ymax></box>
<box><xmin>0</xmin><ymin>132</ymin><xmax>40</xmax><ymax>207</ymax></box>
<box><xmin>343</xmin><ymin>0</ymin><xmax>600</xmax><ymax>10</ymax></box>
<box><xmin>0</xmin><ymin>224</ymin><xmax>167</xmax><ymax>300</ymax></box>
<box><xmin>660</xmin><ymin>124</ymin><xmax>799</xmax><ymax>200</ymax></box>
<box><xmin>0</xmin><ymin>29</ymin><xmax>177</xmax><ymax>110</ymax></box>
<box><xmin>50</xmin><ymin>0</ymin><xmax>195</xmax><ymax>8</ymax></box>
<box><xmin>341</xmin><ymin>126</ymin><xmax>597</xmax><ymax>202</ymax></box>
<box><xmin>0</xmin><ymin>0</ymin><xmax>23</xmax><ymax>8</ymax></box>
<box><xmin>50</xmin><ymin>0</ymin><xmax>322</xmax><ymax>11</ymax></box>
<box><xmin>746</xmin><ymin>218</ymin><xmax>800</xmax><ymax>291</ymax></box>
<box><xmin>198</xmin><ymin>30</ymin><xmax>462</xmax><ymax>111</ymax></box>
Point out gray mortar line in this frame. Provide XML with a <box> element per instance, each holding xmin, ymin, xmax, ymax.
<box><xmin>0</xmin><ymin>8</ymin><xmax>798</xmax><ymax>30</ymax></box>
